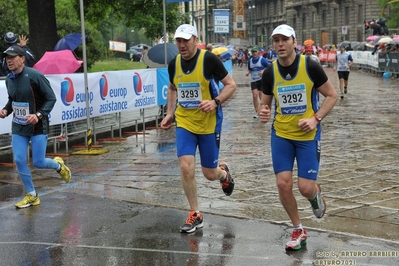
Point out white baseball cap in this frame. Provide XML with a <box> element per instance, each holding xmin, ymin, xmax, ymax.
<box><xmin>174</xmin><ymin>24</ymin><xmax>198</xmax><ymax>40</ymax></box>
<box><xmin>271</xmin><ymin>24</ymin><xmax>296</xmax><ymax>38</ymax></box>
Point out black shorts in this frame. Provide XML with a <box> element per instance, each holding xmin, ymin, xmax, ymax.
<box><xmin>251</xmin><ymin>80</ymin><xmax>262</xmax><ymax>90</ymax></box>
<box><xmin>338</xmin><ymin>71</ymin><xmax>350</xmax><ymax>80</ymax></box>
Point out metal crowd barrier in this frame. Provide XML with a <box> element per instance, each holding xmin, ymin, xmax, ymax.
<box><xmin>0</xmin><ymin>106</ymin><xmax>163</xmax><ymax>156</ymax></box>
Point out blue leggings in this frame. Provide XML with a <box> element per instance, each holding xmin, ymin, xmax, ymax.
<box><xmin>12</xmin><ymin>134</ymin><xmax>60</xmax><ymax>193</ymax></box>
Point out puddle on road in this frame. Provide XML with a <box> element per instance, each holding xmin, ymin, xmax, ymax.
<box><xmin>0</xmin><ymin>182</ymin><xmax>24</xmax><ymax>202</ymax></box>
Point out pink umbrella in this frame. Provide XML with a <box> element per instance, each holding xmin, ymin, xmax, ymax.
<box><xmin>393</xmin><ymin>36</ymin><xmax>399</xmax><ymax>42</ymax></box>
<box><xmin>366</xmin><ymin>35</ymin><xmax>380</xmax><ymax>41</ymax></box>
<box><xmin>33</xmin><ymin>50</ymin><xmax>83</xmax><ymax>74</ymax></box>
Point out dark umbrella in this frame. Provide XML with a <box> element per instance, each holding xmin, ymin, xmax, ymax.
<box><xmin>142</xmin><ymin>43</ymin><xmax>179</xmax><ymax>68</ymax></box>
<box><xmin>220</xmin><ymin>49</ymin><xmax>236</xmax><ymax>61</ymax></box>
<box><xmin>54</xmin><ymin>33</ymin><xmax>87</xmax><ymax>51</ymax></box>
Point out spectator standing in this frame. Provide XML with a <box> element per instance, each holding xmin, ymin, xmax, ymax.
<box><xmin>206</xmin><ymin>44</ymin><xmax>213</xmax><ymax>52</ymax></box>
<box><xmin>304</xmin><ymin>45</ymin><xmax>321</xmax><ymax>65</ymax></box>
<box><xmin>0</xmin><ymin>32</ymin><xmax>36</xmax><ymax>76</ymax></box>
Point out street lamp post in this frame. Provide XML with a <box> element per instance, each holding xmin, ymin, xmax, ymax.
<box><xmin>249</xmin><ymin>2</ymin><xmax>255</xmax><ymax>45</ymax></box>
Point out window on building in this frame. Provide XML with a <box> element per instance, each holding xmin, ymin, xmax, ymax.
<box><xmin>280</xmin><ymin>0</ymin><xmax>284</xmax><ymax>14</ymax></box>
<box><xmin>274</xmin><ymin>1</ymin><xmax>277</xmax><ymax>15</ymax></box>
<box><xmin>333</xmin><ymin>8</ymin><xmax>338</xmax><ymax>26</ymax></box>
<box><xmin>332</xmin><ymin>29</ymin><xmax>337</xmax><ymax>45</ymax></box>
<box><xmin>311</xmin><ymin>32</ymin><xmax>316</xmax><ymax>43</ymax></box>
<box><xmin>358</xmin><ymin>5</ymin><xmax>363</xmax><ymax>24</ymax></box>
<box><xmin>345</xmin><ymin>6</ymin><xmax>350</xmax><ymax>25</ymax></box>
<box><xmin>302</xmin><ymin>14</ymin><xmax>306</xmax><ymax>29</ymax></box>
<box><xmin>322</xmin><ymin>10</ymin><xmax>327</xmax><ymax>27</ymax></box>
<box><xmin>345</xmin><ymin>29</ymin><xmax>350</xmax><ymax>41</ymax></box>
<box><xmin>357</xmin><ymin>29</ymin><xmax>362</xmax><ymax>41</ymax></box>
<box><xmin>312</xmin><ymin>12</ymin><xmax>316</xmax><ymax>28</ymax></box>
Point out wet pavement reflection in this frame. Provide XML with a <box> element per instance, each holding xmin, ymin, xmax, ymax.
<box><xmin>0</xmin><ymin>66</ymin><xmax>399</xmax><ymax>265</ymax></box>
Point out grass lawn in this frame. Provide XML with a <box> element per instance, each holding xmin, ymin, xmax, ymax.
<box><xmin>89</xmin><ymin>58</ymin><xmax>148</xmax><ymax>73</ymax></box>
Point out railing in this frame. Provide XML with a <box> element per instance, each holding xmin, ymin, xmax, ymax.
<box><xmin>0</xmin><ymin>68</ymin><xmax>169</xmax><ymax>157</ymax></box>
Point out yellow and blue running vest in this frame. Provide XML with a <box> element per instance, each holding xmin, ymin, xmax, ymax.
<box><xmin>272</xmin><ymin>55</ymin><xmax>320</xmax><ymax>141</ymax></box>
<box><xmin>173</xmin><ymin>50</ymin><xmax>222</xmax><ymax>134</ymax></box>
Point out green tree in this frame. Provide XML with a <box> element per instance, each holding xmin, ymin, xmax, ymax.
<box><xmin>378</xmin><ymin>0</ymin><xmax>399</xmax><ymax>29</ymax></box>
<box><xmin>0</xmin><ymin>1</ymin><xmax>30</xmax><ymax>52</ymax></box>
<box><xmin>75</xmin><ymin>0</ymin><xmax>188</xmax><ymax>41</ymax></box>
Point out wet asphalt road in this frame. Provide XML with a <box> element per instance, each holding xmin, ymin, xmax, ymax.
<box><xmin>0</xmin><ymin>66</ymin><xmax>399</xmax><ymax>265</ymax></box>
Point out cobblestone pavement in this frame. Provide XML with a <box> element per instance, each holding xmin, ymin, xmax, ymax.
<box><xmin>1</xmin><ymin>65</ymin><xmax>398</xmax><ymax>245</ymax></box>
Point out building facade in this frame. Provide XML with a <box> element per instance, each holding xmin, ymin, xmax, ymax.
<box><xmin>184</xmin><ymin>0</ymin><xmax>384</xmax><ymax>47</ymax></box>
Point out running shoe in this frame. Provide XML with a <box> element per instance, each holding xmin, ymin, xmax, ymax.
<box><xmin>54</xmin><ymin>156</ymin><xmax>71</xmax><ymax>183</ymax></box>
<box><xmin>309</xmin><ymin>184</ymin><xmax>326</xmax><ymax>218</ymax></box>
<box><xmin>344</xmin><ymin>87</ymin><xmax>347</xmax><ymax>94</ymax></box>
<box><xmin>253</xmin><ymin>114</ymin><xmax>259</xmax><ymax>119</ymax></box>
<box><xmin>286</xmin><ymin>228</ymin><xmax>307</xmax><ymax>250</ymax></box>
<box><xmin>219</xmin><ymin>163</ymin><xmax>234</xmax><ymax>196</ymax></box>
<box><xmin>15</xmin><ymin>193</ymin><xmax>40</xmax><ymax>209</ymax></box>
<box><xmin>340</xmin><ymin>93</ymin><xmax>344</xmax><ymax>99</ymax></box>
<box><xmin>180</xmin><ymin>211</ymin><xmax>203</xmax><ymax>233</ymax></box>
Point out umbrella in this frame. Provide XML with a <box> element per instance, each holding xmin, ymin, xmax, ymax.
<box><xmin>366</xmin><ymin>35</ymin><xmax>380</xmax><ymax>41</ymax></box>
<box><xmin>372</xmin><ymin>36</ymin><xmax>384</xmax><ymax>45</ymax></box>
<box><xmin>33</xmin><ymin>50</ymin><xmax>83</xmax><ymax>74</ymax></box>
<box><xmin>365</xmin><ymin>41</ymin><xmax>375</xmax><ymax>48</ymax></box>
<box><xmin>130</xmin><ymin>44</ymin><xmax>151</xmax><ymax>52</ymax></box>
<box><xmin>142</xmin><ymin>43</ymin><xmax>178</xmax><ymax>68</ymax></box>
<box><xmin>377</xmin><ymin>37</ymin><xmax>393</xmax><ymax>44</ymax></box>
<box><xmin>387</xmin><ymin>40</ymin><xmax>399</xmax><ymax>45</ymax></box>
<box><xmin>54</xmin><ymin>33</ymin><xmax>87</xmax><ymax>51</ymax></box>
<box><xmin>393</xmin><ymin>36</ymin><xmax>399</xmax><ymax>42</ymax></box>
<box><xmin>197</xmin><ymin>42</ymin><xmax>206</xmax><ymax>49</ymax></box>
<box><xmin>220</xmin><ymin>49</ymin><xmax>236</xmax><ymax>60</ymax></box>
<box><xmin>303</xmin><ymin>39</ymin><xmax>314</xmax><ymax>45</ymax></box>
<box><xmin>212</xmin><ymin>47</ymin><xmax>228</xmax><ymax>56</ymax></box>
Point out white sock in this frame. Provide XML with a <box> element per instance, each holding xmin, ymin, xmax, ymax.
<box><xmin>28</xmin><ymin>191</ymin><xmax>37</xmax><ymax>197</ymax></box>
<box><xmin>220</xmin><ymin>170</ymin><xmax>227</xmax><ymax>181</ymax></box>
<box><xmin>294</xmin><ymin>224</ymin><xmax>303</xmax><ymax>230</ymax></box>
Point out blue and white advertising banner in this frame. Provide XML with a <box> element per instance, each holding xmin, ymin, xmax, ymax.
<box><xmin>0</xmin><ymin>69</ymin><xmax>161</xmax><ymax>133</ymax></box>
<box><xmin>156</xmin><ymin>68</ymin><xmax>169</xmax><ymax>106</ymax></box>
<box><xmin>213</xmin><ymin>9</ymin><xmax>230</xmax><ymax>34</ymax></box>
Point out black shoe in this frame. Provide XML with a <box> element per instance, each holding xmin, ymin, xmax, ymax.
<box><xmin>219</xmin><ymin>163</ymin><xmax>234</xmax><ymax>196</ymax></box>
<box><xmin>340</xmin><ymin>94</ymin><xmax>344</xmax><ymax>99</ymax></box>
<box><xmin>180</xmin><ymin>211</ymin><xmax>203</xmax><ymax>233</ymax></box>
<box><xmin>344</xmin><ymin>87</ymin><xmax>347</xmax><ymax>94</ymax></box>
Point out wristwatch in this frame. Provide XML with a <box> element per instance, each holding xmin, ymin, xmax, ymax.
<box><xmin>214</xmin><ymin>98</ymin><xmax>221</xmax><ymax>106</ymax></box>
<box><xmin>36</xmin><ymin>112</ymin><xmax>43</xmax><ymax>120</ymax></box>
<box><xmin>314</xmin><ymin>113</ymin><xmax>322</xmax><ymax>122</ymax></box>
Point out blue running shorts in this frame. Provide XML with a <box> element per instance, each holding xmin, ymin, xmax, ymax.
<box><xmin>271</xmin><ymin>133</ymin><xmax>320</xmax><ymax>180</ymax></box>
<box><xmin>176</xmin><ymin>127</ymin><xmax>220</xmax><ymax>169</ymax></box>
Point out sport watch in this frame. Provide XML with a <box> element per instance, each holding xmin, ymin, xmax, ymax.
<box><xmin>214</xmin><ymin>98</ymin><xmax>221</xmax><ymax>106</ymax></box>
<box><xmin>36</xmin><ymin>112</ymin><xmax>43</xmax><ymax>120</ymax></box>
<box><xmin>314</xmin><ymin>113</ymin><xmax>322</xmax><ymax>122</ymax></box>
